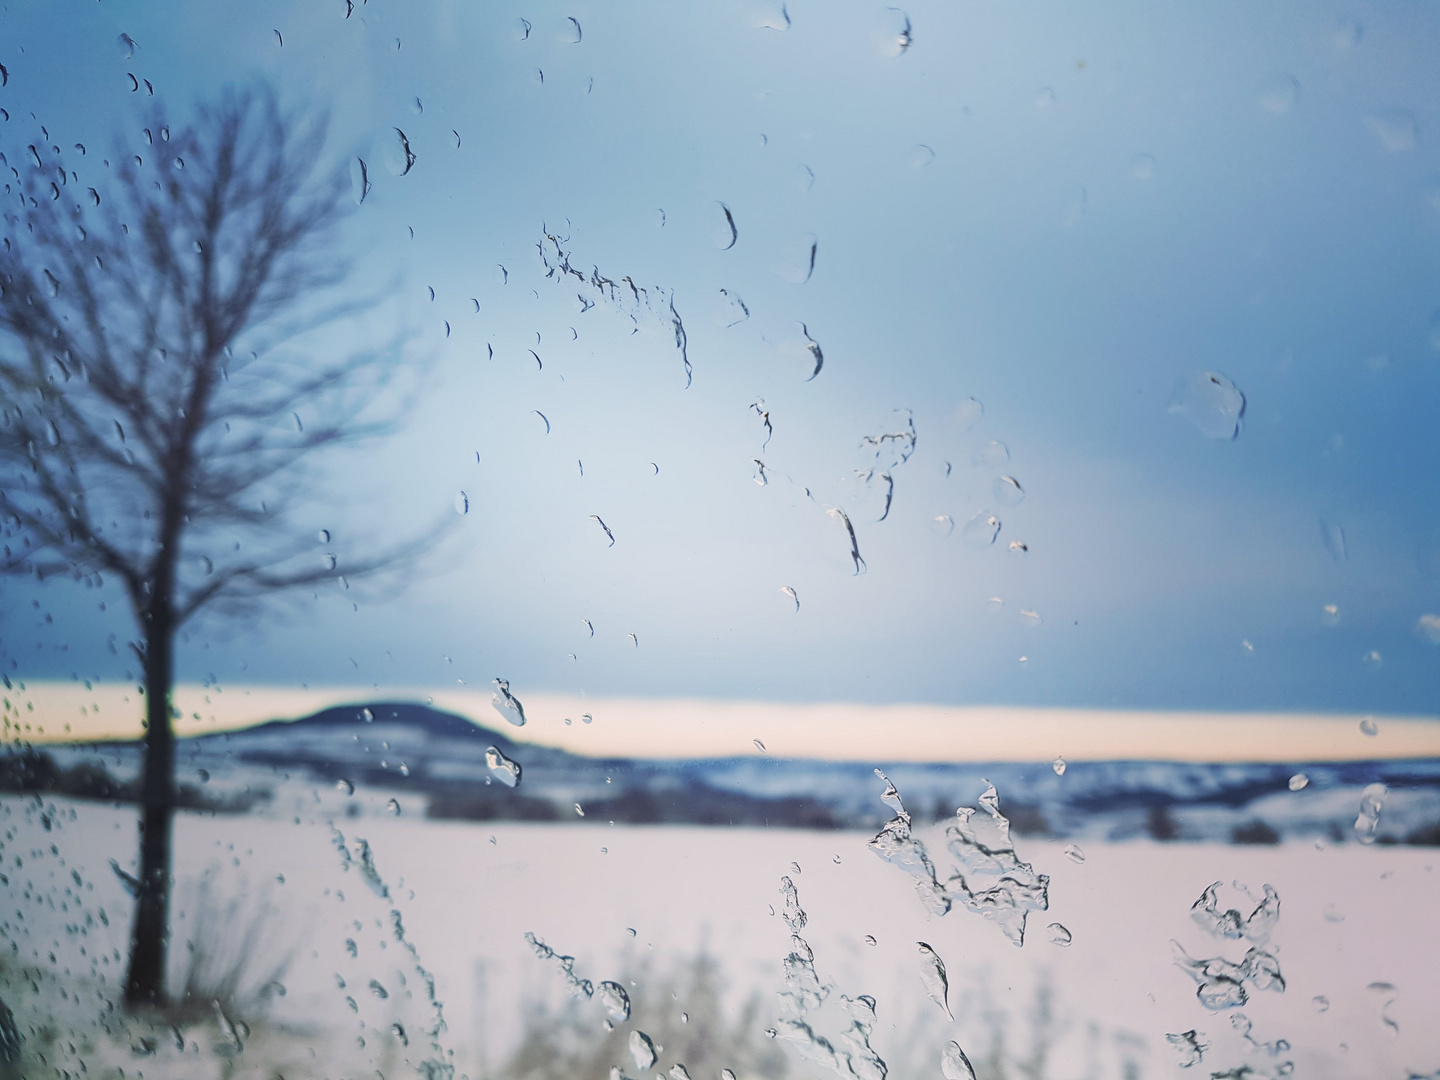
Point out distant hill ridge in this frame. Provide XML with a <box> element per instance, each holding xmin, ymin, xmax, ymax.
<box><xmin>242</xmin><ymin>700</ymin><xmax>520</xmax><ymax>746</ymax></box>
<box><xmin>21</xmin><ymin>700</ymin><xmax>1440</xmax><ymax>843</ymax></box>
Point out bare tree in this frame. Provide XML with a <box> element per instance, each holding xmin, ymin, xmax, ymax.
<box><xmin>0</xmin><ymin>87</ymin><xmax>433</xmax><ymax>1006</ymax></box>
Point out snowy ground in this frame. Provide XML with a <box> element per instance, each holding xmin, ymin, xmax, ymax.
<box><xmin>3</xmin><ymin>794</ymin><xmax>1438</xmax><ymax>1080</ymax></box>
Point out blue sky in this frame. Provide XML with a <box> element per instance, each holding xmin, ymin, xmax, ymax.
<box><xmin>3</xmin><ymin>0</ymin><xmax>1440</xmax><ymax>716</ymax></box>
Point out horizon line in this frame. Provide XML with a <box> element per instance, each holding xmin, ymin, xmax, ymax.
<box><xmin>5</xmin><ymin>680</ymin><xmax>1438</xmax><ymax>764</ymax></box>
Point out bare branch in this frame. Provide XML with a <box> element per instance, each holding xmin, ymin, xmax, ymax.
<box><xmin>174</xmin><ymin>514</ymin><xmax>453</xmax><ymax>626</ymax></box>
<box><xmin>0</xmin><ymin>82</ymin><xmax>430</xmax><ymax>627</ymax></box>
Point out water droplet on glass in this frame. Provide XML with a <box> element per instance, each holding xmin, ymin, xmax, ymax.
<box><xmin>931</xmin><ymin>514</ymin><xmax>955</xmax><ymax>537</ymax></box>
<box><xmin>960</xmin><ymin>511</ymin><xmax>1001</xmax><ymax>548</ymax></box>
<box><xmin>1312</xmin><ymin>995</ymin><xmax>1330</xmax><ymax>1012</ymax></box>
<box><xmin>561</xmin><ymin>16</ymin><xmax>583</xmax><ymax>43</ymax></box>
<box><xmin>574</xmin><ymin>803</ymin><xmax>585</xmax><ymax>817</ymax></box>
<box><xmin>1035</xmin><ymin>87</ymin><xmax>1056</xmax><ymax>108</ymax></box>
<box><xmin>878</xmin><ymin>7</ymin><xmax>914</xmax><ymax>56</ymax></box>
<box><xmin>455</xmin><ymin>491</ymin><xmax>469</xmax><ymax>515</ymax></box>
<box><xmin>1019</xmin><ymin>609</ymin><xmax>1042</xmax><ymax>626</ymax></box>
<box><xmin>864</xmin><ymin>934</ymin><xmax>877</xmax><ymax>946</ymax></box>
<box><xmin>582</xmin><ymin>713</ymin><xmax>593</xmax><ymax>724</ymax></box>
<box><xmin>908</xmin><ymin>143</ymin><xmax>935</xmax><ymax>168</ymax></box>
<box><xmin>1047</xmin><ymin>922</ymin><xmax>1072</xmax><ymax>946</ymax></box>
<box><xmin>1359</xmin><ymin>716</ymin><xmax>1379</xmax><ymax>736</ymax></box>
<box><xmin>1361</xmin><ymin>651</ymin><xmax>1383</xmax><ymax>672</ymax></box>
<box><xmin>588</xmin><ymin>515</ymin><xmax>616</xmax><ymax>546</ymax></box>
<box><xmin>790</xmin><ymin>861</ymin><xmax>801</xmax><ymax>874</ymax></box>
<box><xmin>629</xmin><ymin>1030</ymin><xmax>658</xmax><ymax>1070</ymax></box>
<box><xmin>750</xmin><ymin>1</ymin><xmax>791</xmax><ymax>30</ymax></box>
<box><xmin>780</xmin><ymin>585</ymin><xmax>799</xmax><ymax>611</ymax></box>
<box><xmin>1323</xmin><ymin>903</ymin><xmax>1345</xmax><ymax>922</ymax></box>
<box><xmin>1365</xmin><ymin>110</ymin><xmax>1419</xmax><ymax>152</ymax></box>
<box><xmin>491</xmin><ymin>678</ymin><xmax>527</xmax><ymax>727</ymax></box>
<box><xmin>1418</xmin><ymin>614</ymin><xmax>1440</xmax><ymax>643</ymax></box>
<box><xmin>917</xmin><ymin>942</ymin><xmax>952</xmax><ymax>1019</ymax></box>
<box><xmin>992</xmin><ymin>475</ymin><xmax>1025</xmax><ymax>506</ymax></box>
<box><xmin>753</xmin><ymin>739</ymin><xmax>767</xmax><ymax>753</ymax></box>
<box><xmin>1064</xmin><ymin>843</ymin><xmax>1085</xmax><ymax>863</ymax></box>
<box><xmin>485</xmin><ymin>746</ymin><xmax>522</xmax><ymax>787</ymax></box>
<box><xmin>1159</xmin><ymin>1032</ymin><xmax>1209</xmax><ymax>1071</ymax></box>
<box><xmin>1169</xmin><ymin>371</ymin><xmax>1246</xmax><ymax>440</ymax></box>
<box><xmin>952</xmin><ymin>397</ymin><xmax>984</xmax><ymax>432</ymax></box>
<box><xmin>792</xmin><ymin>164</ymin><xmax>816</xmax><ymax>192</ymax></box>
<box><xmin>1354</xmin><ymin>782</ymin><xmax>1386</xmax><ymax>843</ymax></box>
<box><xmin>1132</xmin><ymin>153</ymin><xmax>1156</xmax><ymax>180</ymax></box>
<box><xmin>1256</xmin><ymin>73</ymin><xmax>1300</xmax><ymax>113</ymax></box>
<box><xmin>971</xmin><ymin>440</ymin><xmax>1009</xmax><ymax>467</ymax></box>
<box><xmin>385</xmin><ymin>798</ymin><xmax>401</xmax><ymax>816</ymax></box>
<box><xmin>775</xmin><ymin>233</ymin><xmax>818</xmax><ymax>283</ymax></box>
<box><xmin>117</xmin><ymin>33</ymin><xmax>138</xmax><ymax>59</ymax></box>
<box><xmin>717</xmin><ymin>288</ymin><xmax>750</xmax><ymax>328</ymax></box>
<box><xmin>941</xmin><ymin>1040</ymin><xmax>976</xmax><ymax>1080</ymax></box>
<box><xmin>336</xmin><ymin>779</ymin><xmax>354</xmax><ymax>795</ymax></box>
<box><xmin>1052</xmin><ymin>756</ymin><xmax>1066</xmax><ymax>776</ymax></box>
<box><xmin>1289</xmin><ymin>773</ymin><xmax>1309</xmax><ymax>791</ymax></box>
<box><xmin>713</xmin><ymin>202</ymin><xmax>739</xmax><ymax>250</ymax></box>
<box><xmin>1321</xmin><ymin>604</ymin><xmax>1341</xmax><ymax>628</ymax></box>
<box><xmin>349</xmin><ymin>157</ymin><xmax>371</xmax><ymax>205</ymax></box>
<box><xmin>383</xmin><ymin>128</ymin><xmax>417</xmax><ymax>176</ymax></box>
<box><xmin>597</xmin><ymin>980</ymin><xmax>631</xmax><ymax>1022</ymax></box>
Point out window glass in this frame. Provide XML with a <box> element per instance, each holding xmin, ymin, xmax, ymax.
<box><xmin>2</xmin><ymin>4</ymin><xmax>1438</xmax><ymax>1079</ymax></box>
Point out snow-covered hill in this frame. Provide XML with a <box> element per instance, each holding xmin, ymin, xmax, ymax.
<box><xmin>31</xmin><ymin>701</ymin><xmax>1440</xmax><ymax>844</ymax></box>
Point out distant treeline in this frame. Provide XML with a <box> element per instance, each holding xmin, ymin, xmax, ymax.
<box><xmin>7</xmin><ymin>741</ymin><xmax>1440</xmax><ymax>844</ymax></box>
<box><xmin>427</xmin><ymin>779</ymin><xmax>847</xmax><ymax>829</ymax></box>
<box><xmin>0</xmin><ymin>748</ymin><xmax>268</xmax><ymax>814</ymax></box>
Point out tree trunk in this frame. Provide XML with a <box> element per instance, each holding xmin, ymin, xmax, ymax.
<box><xmin>123</xmin><ymin>613</ymin><xmax>176</xmax><ymax>1008</ymax></box>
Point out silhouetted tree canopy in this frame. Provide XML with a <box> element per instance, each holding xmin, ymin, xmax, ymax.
<box><xmin>0</xmin><ymin>85</ymin><xmax>436</xmax><ymax>1006</ymax></box>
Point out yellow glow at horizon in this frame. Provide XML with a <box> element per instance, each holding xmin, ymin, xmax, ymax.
<box><xmin>6</xmin><ymin>680</ymin><xmax>1439</xmax><ymax>763</ymax></box>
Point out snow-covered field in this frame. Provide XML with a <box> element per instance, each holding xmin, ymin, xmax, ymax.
<box><xmin>3</xmin><ymin>794</ymin><xmax>1437</xmax><ymax>1080</ymax></box>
